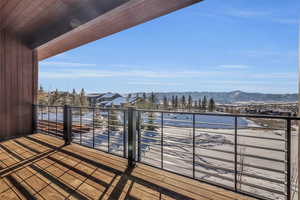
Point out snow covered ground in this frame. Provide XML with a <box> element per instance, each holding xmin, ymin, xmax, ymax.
<box><xmin>40</xmin><ymin>110</ymin><xmax>298</xmax><ymax>200</ymax></box>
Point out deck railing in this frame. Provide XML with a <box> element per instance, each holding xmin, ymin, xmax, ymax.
<box><xmin>33</xmin><ymin>105</ymin><xmax>298</xmax><ymax>200</ymax></box>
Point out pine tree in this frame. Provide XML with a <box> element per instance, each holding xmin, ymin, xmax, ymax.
<box><xmin>175</xmin><ymin>96</ymin><xmax>178</xmax><ymax>109</ymax></box>
<box><xmin>198</xmin><ymin>98</ymin><xmax>202</xmax><ymax>110</ymax></box>
<box><xmin>39</xmin><ymin>85</ymin><xmax>44</xmax><ymax>93</ymax></box>
<box><xmin>194</xmin><ymin>101</ymin><xmax>198</xmax><ymax>109</ymax></box>
<box><xmin>171</xmin><ymin>96</ymin><xmax>175</xmax><ymax>109</ymax></box>
<box><xmin>208</xmin><ymin>98</ymin><xmax>216</xmax><ymax>112</ymax></box>
<box><xmin>49</xmin><ymin>89</ymin><xmax>59</xmax><ymax>106</ymax></box>
<box><xmin>202</xmin><ymin>96</ymin><xmax>207</xmax><ymax>111</ymax></box>
<box><xmin>71</xmin><ymin>89</ymin><xmax>77</xmax><ymax>106</ymax></box>
<box><xmin>148</xmin><ymin>92</ymin><xmax>157</xmax><ymax>108</ymax></box>
<box><xmin>163</xmin><ymin>96</ymin><xmax>168</xmax><ymax>109</ymax></box>
<box><xmin>181</xmin><ymin>95</ymin><xmax>186</xmax><ymax>109</ymax></box>
<box><xmin>188</xmin><ymin>95</ymin><xmax>192</xmax><ymax>110</ymax></box>
<box><xmin>79</xmin><ymin>88</ymin><xmax>88</xmax><ymax>107</ymax></box>
<box><xmin>142</xmin><ymin>93</ymin><xmax>147</xmax><ymax>102</ymax></box>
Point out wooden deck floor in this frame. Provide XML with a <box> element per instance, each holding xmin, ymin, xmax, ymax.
<box><xmin>0</xmin><ymin>133</ymin><xmax>256</xmax><ymax>200</ymax></box>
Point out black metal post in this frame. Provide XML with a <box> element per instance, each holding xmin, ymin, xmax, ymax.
<box><xmin>32</xmin><ymin>105</ymin><xmax>38</xmax><ymax>134</ymax></box>
<box><xmin>47</xmin><ymin>106</ymin><xmax>49</xmax><ymax>133</ymax></box>
<box><xmin>128</xmin><ymin>107</ymin><xmax>137</xmax><ymax>167</ymax></box>
<box><xmin>56</xmin><ymin>107</ymin><xmax>58</xmax><ymax>134</ymax></box>
<box><xmin>80</xmin><ymin>107</ymin><xmax>82</xmax><ymax>145</ymax></box>
<box><xmin>234</xmin><ymin>116</ymin><xmax>238</xmax><ymax>192</ymax></box>
<box><xmin>286</xmin><ymin>119</ymin><xmax>291</xmax><ymax>200</ymax></box>
<box><xmin>161</xmin><ymin>112</ymin><xmax>164</xmax><ymax>169</ymax></box>
<box><xmin>108</xmin><ymin>110</ymin><xmax>110</xmax><ymax>153</ymax></box>
<box><xmin>41</xmin><ymin>105</ymin><xmax>44</xmax><ymax>130</ymax></box>
<box><xmin>123</xmin><ymin>110</ymin><xmax>127</xmax><ymax>158</ymax></box>
<box><xmin>63</xmin><ymin>105</ymin><xmax>72</xmax><ymax>145</ymax></box>
<box><xmin>92</xmin><ymin>108</ymin><xmax>95</xmax><ymax>148</ymax></box>
<box><xmin>193</xmin><ymin>114</ymin><xmax>196</xmax><ymax>179</ymax></box>
<box><xmin>137</xmin><ymin>111</ymin><xmax>141</xmax><ymax>162</ymax></box>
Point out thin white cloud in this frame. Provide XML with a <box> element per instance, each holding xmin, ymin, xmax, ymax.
<box><xmin>128</xmin><ymin>81</ymin><xmax>183</xmax><ymax>86</ymax></box>
<box><xmin>226</xmin><ymin>10</ymin><xmax>271</xmax><ymax>18</ymax></box>
<box><xmin>195</xmin><ymin>7</ymin><xmax>299</xmax><ymax>25</ymax></box>
<box><xmin>40</xmin><ymin>68</ymin><xmax>297</xmax><ymax>81</ymax></box>
<box><xmin>219</xmin><ymin>65</ymin><xmax>249</xmax><ymax>69</ymax></box>
<box><xmin>40</xmin><ymin>69</ymin><xmax>229</xmax><ymax>79</ymax></box>
<box><xmin>272</xmin><ymin>18</ymin><xmax>299</xmax><ymax>25</ymax></box>
<box><xmin>40</xmin><ymin>61</ymin><xmax>97</xmax><ymax>67</ymax></box>
<box><xmin>251</xmin><ymin>73</ymin><xmax>297</xmax><ymax>79</ymax></box>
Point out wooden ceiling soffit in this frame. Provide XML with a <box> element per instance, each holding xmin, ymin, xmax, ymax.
<box><xmin>37</xmin><ymin>0</ymin><xmax>202</xmax><ymax>61</ymax></box>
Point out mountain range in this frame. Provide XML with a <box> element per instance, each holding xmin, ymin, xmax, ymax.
<box><xmin>136</xmin><ymin>91</ymin><xmax>298</xmax><ymax>104</ymax></box>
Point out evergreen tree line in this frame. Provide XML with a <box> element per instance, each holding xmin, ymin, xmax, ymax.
<box><xmin>163</xmin><ymin>95</ymin><xmax>216</xmax><ymax>111</ymax></box>
<box><xmin>38</xmin><ymin>86</ymin><xmax>88</xmax><ymax>107</ymax></box>
<box><xmin>133</xmin><ymin>92</ymin><xmax>216</xmax><ymax>112</ymax></box>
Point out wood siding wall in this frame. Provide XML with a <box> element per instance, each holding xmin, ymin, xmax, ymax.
<box><xmin>0</xmin><ymin>30</ymin><xmax>38</xmax><ymax>140</ymax></box>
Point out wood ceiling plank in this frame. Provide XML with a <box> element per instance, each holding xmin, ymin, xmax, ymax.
<box><xmin>0</xmin><ymin>0</ymin><xmax>9</xmax><ymax>9</ymax></box>
<box><xmin>14</xmin><ymin>0</ymin><xmax>65</xmax><ymax>34</ymax></box>
<box><xmin>10</xmin><ymin>0</ymin><xmax>50</xmax><ymax>32</ymax></box>
<box><xmin>0</xmin><ymin>0</ymin><xmax>20</xmax><ymax>30</ymax></box>
<box><xmin>23</xmin><ymin>0</ymin><xmax>129</xmax><ymax>47</ymax></box>
<box><xmin>37</xmin><ymin>0</ymin><xmax>202</xmax><ymax>60</ymax></box>
<box><xmin>1</xmin><ymin>0</ymin><xmax>34</xmax><ymax>30</ymax></box>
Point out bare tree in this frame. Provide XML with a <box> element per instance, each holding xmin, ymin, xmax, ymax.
<box><xmin>237</xmin><ymin>147</ymin><xmax>246</xmax><ymax>190</ymax></box>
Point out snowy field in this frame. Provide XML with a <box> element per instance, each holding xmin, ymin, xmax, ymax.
<box><xmin>39</xmin><ymin>110</ymin><xmax>298</xmax><ymax>200</ymax></box>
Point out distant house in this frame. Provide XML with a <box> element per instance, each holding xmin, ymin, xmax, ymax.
<box><xmin>86</xmin><ymin>93</ymin><xmax>105</xmax><ymax>106</ymax></box>
<box><xmin>92</xmin><ymin>95</ymin><xmax>143</xmax><ymax>108</ymax></box>
<box><xmin>106</xmin><ymin>96</ymin><xmax>142</xmax><ymax>108</ymax></box>
<box><xmin>97</xmin><ymin>93</ymin><xmax>122</xmax><ymax>102</ymax></box>
<box><xmin>104</xmin><ymin>97</ymin><xmax>127</xmax><ymax>108</ymax></box>
<box><xmin>87</xmin><ymin>92</ymin><xmax>122</xmax><ymax>107</ymax></box>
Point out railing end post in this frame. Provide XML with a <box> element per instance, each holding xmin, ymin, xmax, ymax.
<box><xmin>63</xmin><ymin>105</ymin><xmax>72</xmax><ymax>145</ymax></box>
<box><xmin>32</xmin><ymin>105</ymin><xmax>38</xmax><ymax>134</ymax></box>
<box><xmin>128</xmin><ymin>106</ymin><xmax>137</xmax><ymax>168</ymax></box>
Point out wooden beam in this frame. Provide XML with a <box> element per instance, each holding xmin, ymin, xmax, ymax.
<box><xmin>37</xmin><ymin>0</ymin><xmax>202</xmax><ymax>60</ymax></box>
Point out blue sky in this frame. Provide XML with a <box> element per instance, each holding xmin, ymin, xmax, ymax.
<box><xmin>39</xmin><ymin>0</ymin><xmax>299</xmax><ymax>94</ymax></box>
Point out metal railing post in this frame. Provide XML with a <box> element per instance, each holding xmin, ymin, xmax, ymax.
<box><xmin>128</xmin><ymin>107</ymin><xmax>137</xmax><ymax>167</ymax></box>
<box><xmin>192</xmin><ymin>114</ymin><xmax>196</xmax><ymax>179</ymax></box>
<box><xmin>161</xmin><ymin>112</ymin><xmax>164</xmax><ymax>169</ymax></box>
<box><xmin>63</xmin><ymin>105</ymin><xmax>72</xmax><ymax>145</ymax></box>
<box><xmin>137</xmin><ymin>111</ymin><xmax>141</xmax><ymax>162</ymax></box>
<box><xmin>234</xmin><ymin>116</ymin><xmax>238</xmax><ymax>192</ymax></box>
<box><xmin>32</xmin><ymin>105</ymin><xmax>38</xmax><ymax>133</ymax></box>
<box><xmin>123</xmin><ymin>110</ymin><xmax>127</xmax><ymax>158</ymax></box>
<box><xmin>286</xmin><ymin>119</ymin><xmax>291</xmax><ymax>200</ymax></box>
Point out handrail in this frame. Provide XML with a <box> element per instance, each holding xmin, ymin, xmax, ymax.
<box><xmin>33</xmin><ymin>105</ymin><xmax>296</xmax><ymax>200</ymax></box>
<box><xmin>137</xmin><ymin>108</ymin><xmax>300</xmax><ymax>120</ymax></box>
<box><xmin>34</xmin><ymin>104</ymin><xmax>300</xmax><ymax>120</ymax></box>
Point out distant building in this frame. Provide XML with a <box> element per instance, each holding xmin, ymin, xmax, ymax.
<box><xmin>86</xmin><ymin>93</ymin><xmax>105</xmax><ymax>106</ymax></box>
<box><xmin>87</xmin><ymin>92</ymin><xmax>121</xmax><ymax>106</ymax></box>
<box><xmin>87</xmin><ymin>92</ymin><xmax>141</xmax><ymax>108</ymax></box>
<box><xmin>100</xmin><ymin>96</ymin><xmax>142</xmax><ymax>108</ymax></box>
<box><xmin>98</xmin><ymin>93</ymin><xmax>122</xmax><ymax>102</ymax></box>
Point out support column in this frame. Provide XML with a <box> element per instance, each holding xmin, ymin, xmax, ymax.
<box><xmin>0</xmin><ymin>30</ymin><xmax>38</xmax><ymax>140</ymax></box>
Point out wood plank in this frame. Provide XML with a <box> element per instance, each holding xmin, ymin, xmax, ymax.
<box><xmin>0</xmin><ymin>30</ymin><xmax>37</xmax><ymax>140</ymax></box>
<box><xmin>0</xmin><ymin>134</ymin><xmax>256</xmax><ymax>200</ymax></box>
<box><xmin>37</xmin><ymin>0</ymin><xmax>202</xmax><ymax>60</ymax></box>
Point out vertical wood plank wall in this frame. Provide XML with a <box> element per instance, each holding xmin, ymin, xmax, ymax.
<box><xmin>0</xmin><ymin>30</ymin><xmax>38</xmax><ymax>140</ymax></box>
